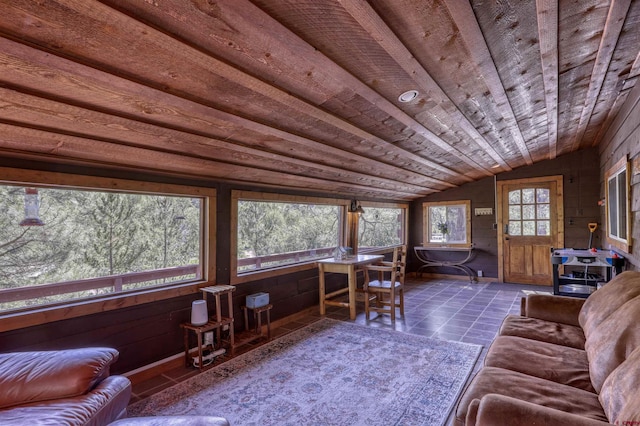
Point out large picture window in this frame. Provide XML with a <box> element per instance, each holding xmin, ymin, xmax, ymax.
<box><xmin>422</xmin><ymin>200</ymin><xmax>471</xmax><ymax>247</ymax></box>
<box><xmin>1</xmin><ymin>184</ymin><xmax>204</xmax><ymax>313</ymax></box>
<box><xmin>358</xmin><ymin>205</ymin><xmax>407</xmax><ymax>251</ymax></box>
<box><xmin>233</xmin><ymin>192</ymin><xmax>343</xmax><ymax>279</ymax></box>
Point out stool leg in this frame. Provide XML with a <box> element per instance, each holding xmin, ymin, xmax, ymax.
<box><xmin>196</xmin><ymin>331</ymin><xmax>204</xmax><ymax>370</ymax></box>
<box><xmin>266</xmin><ymin>308</ymin><xmax>271</xmax><ymax>340</ymax></box>
<box><xmin>183</xmin><ymin>328</ymin><xmax>189</xmax><ymax>368</ymax></box>
<box><xmin>257</xmin><ymin>310</ymin><xmax>262</xmax><ymax>335</ymax></box>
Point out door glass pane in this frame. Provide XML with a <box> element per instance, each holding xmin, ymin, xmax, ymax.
<box><xmin>509</xmin><ymin>221</ymin><xmax>521</xmax><ymax>236</ymax></box>
<box><xmin>536</xmin><ymin>188</ymin><xmax>550</xmax><ymax>203</ymax></box>
<box><xmin>522</xmin><ymin>205</ymin><xmax>535</xmax><ymax>220</ymax></box>
<box><xmin>509</xmin><ymin>205</ymin><xmax>521</xmax><ymax>220</ymax></box>
<box><xmin>537</xmin><ymin>221</ymin><xmax>550</xmax><ymax>236</ymax></box>
<box><xmin>523</xmin><ymin>221</ymin><xmax>536</xmax><ymax>235</ymax></box>
<box><xmin>522</xmin><ymin>188</ymin><xmax>535</xmax><ymax>204</ymax></box>
<box><xmin>508</xmin><ymin>190</ymin><xmax>521</xmax><ymax>205</ymax></box>
<box><xmin>537</xmin><ymin>204</ymin><xmax>550</xmax><ymax>219</ymax></box>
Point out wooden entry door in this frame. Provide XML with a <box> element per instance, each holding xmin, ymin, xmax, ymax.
<box><xmin>497</xmin><ymin>176</ymin><xmax>564</xmax><ymax>285</ymax></box>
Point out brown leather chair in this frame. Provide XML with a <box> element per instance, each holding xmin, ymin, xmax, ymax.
<box><xmin>0</xmin><ymin>347</ymin><xmax>131</xmax><ymax>426</ymax></box>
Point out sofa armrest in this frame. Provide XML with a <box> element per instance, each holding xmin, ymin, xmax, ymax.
<box><xmin>523</xmin><ymin>294</ymin><xmax>585</xmax><ymax>326</ymax></box>
<box><xmin>469</xmin><ymin>394</ymin><xmax>612</xmax><ymax>426</ymax></box>
<box><xmin>0</xmin><ymin>348</ymin><xmax>119</xmax><ymax>409</ymax></box>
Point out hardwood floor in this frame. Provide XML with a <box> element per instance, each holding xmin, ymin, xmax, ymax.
<box><xmin>129</xmin><ymin>277</ymin><xmax>548</xmax><ymax>405</ymax></box>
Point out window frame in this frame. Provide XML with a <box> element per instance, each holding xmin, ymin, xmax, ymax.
<box><xmin>605</xmin><ymin>157</ymin><xmax>632</xmax><ymax>253</ymax></box>
<box><xmin>0</xmin><ymin>166</ymin><xmax>216</xmax><ymax>332</ymax></box>
<box><xmin>231</xmin><ymin>190</ymin><xmax>348</xmax><ymax>284</ymax></box>
<box><xmin>357</xmin><ymin>201</ymin><xmax>409</xmax><ymax>253</ymax></box>
<box><xmin>422</xmin><ymin>200</ymin><xmax>472</xmax><ymax>248</ymax></box>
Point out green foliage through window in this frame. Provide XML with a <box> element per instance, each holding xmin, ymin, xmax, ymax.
<box><xmin>0</xmin><ymin>185</ymin><xmax>203</xmax><ymax>312</ymax></box>
<box><xmin>237</xmin><ymin>200</ymin><xmax>340</xmax><ymax>272</ymax></box>
<box><xmin>358</xmin><ymin>207</ymin><xmax>403</xmax><ymax>249</ymax></box>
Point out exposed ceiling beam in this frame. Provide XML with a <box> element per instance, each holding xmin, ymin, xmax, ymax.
<box><xmin>0</xmin><ymin>0</ymin><xmax>467</xmax><ymax>184</ymax></box>
<box><xmin>0</xmin><ymin>123</ymin><xmax>421</xmax><ymax>200</ymax></box>
<box><xmin>104</xmin><ymin>0</ymin><xmax>478</xmax><ymax>182</ymax></box>
<box><xmin>0</xmin><ymin>36</ymin><xmax>454</xmax><ymax>191</ymax></box>
<box><xmin>0</xmin><ymin>88</ymin><xmax>433</xmax><ymax>197</ymax></box>
<box><xmin>536</xmin><ymin>0</ymin><xmax>559</xmax><ymax>160</ymax></box>
<box><xmin>443</xmin><ymin>0</ymin><xmax>533</xmax><ymax>166</ymax></box>
<box><xmin>570</xmin><ymin>0</ymin><xmax>632</xmax><ymax>151</ymax></box>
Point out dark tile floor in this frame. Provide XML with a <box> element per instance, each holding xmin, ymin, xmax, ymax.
<box><xmin>129</xmin><ymin>277</ymin><xmax>549</xmax><ymax>406</ymax></box>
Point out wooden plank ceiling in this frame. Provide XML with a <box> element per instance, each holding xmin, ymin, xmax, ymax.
<box><xmin>0</xmin><ymin>0</ymin><xmax>638</xmax><ymax>201</ymax></box>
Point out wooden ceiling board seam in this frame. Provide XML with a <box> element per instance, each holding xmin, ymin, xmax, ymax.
<box><xmin>591</xmin><ymin>0</ymin><xmax>640</xmax><ymax>147</ymax></box>
<box><xmin>536</xmin><ymin>0</ymin><xmax>559</xmax><ymax>160</ymax></box>
<box><xmin>569</xmin><ymin>0</ymin><xmax>632</xmax><ymax>151</ymax></box>
<box><xmin>246</xmin><ymin>0</ymin><xmax>486</xmax><ymax>178</ymax></box>
<box><xmin>365</xmin><ymin>0</ymin><xmax>525</xmax><ymax>172</ymax></box>
<box><xmin>443</xmin><ymin>0</ymin><xmax>531</xmax><ymax>167</ymax></box>
<box><xmin>334</xmin><ymin>0</ymin><xmax>508</xmax><ymax>174</ymax></box>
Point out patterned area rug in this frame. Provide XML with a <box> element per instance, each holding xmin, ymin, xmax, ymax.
<box><xmin>129</xmin><ymin>318</ymin><xmax>481</xmax><ymax>426</ymax></box>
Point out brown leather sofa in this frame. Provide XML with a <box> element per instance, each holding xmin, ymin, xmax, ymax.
<box><xmin>455</xmin><ymin>270</ymin><xmax>640</xmax><ymax>425</ymax></box>
<box><xmin>0</xmin><ymin>347</ymin><xmax>131</xmax><ymax>425</ymax></box>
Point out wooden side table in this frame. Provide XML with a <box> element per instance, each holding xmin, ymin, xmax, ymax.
<box><xmin>180</xmin><ymin>284</ymin><xmax>236</xmax><ymax>370</ymax></box>
<box><xmin>241</xmin><ymin>304</ymin><xmax>273</xmax><ymax>341</ymax></box>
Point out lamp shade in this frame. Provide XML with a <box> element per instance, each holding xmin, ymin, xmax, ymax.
<box><xmin>191</xmin><ymin>300</ymin><xmax>208</xmax><ymax>325</ymax></box>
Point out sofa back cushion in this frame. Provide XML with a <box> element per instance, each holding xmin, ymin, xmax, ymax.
<box><xmin>585</xmin><ymin>295</ymin><xmax>640</xmax><ymax>392</ymax></box>
<box><xmin>599</xmin><ymin>346</ymin><xmax>640</xmax><ymax>425</ymax></box>
<box><xmin>579</xmin><ymin>271</ymin><xmax>640</xmax><ymax>338</ymax></box>
<box><xmin>0</xmin><ymin>347</ymin><xmax>118</xmax><ymax>409</ymax></box>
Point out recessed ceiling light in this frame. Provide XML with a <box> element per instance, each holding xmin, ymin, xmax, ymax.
<box><xmin>398</xmin><ymin>90</ymin><xmax>419</xmax><ymax>103</ymax></box>
<box><xmin>491</xmin><ymin>164</ymin><xmax>501</xmax><ymax>169</ymax></box>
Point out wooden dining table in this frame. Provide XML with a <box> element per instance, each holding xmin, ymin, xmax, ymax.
<box><xmin>317</xmin><ymin>254</ymin><xmax>383</xmax><ymax>320</ymax></box>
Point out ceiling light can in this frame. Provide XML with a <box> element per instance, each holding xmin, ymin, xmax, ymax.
<box><xmin>398</xmin><ymin>90</ymin><xmax>419</xmax><ymax>103</ymax></box>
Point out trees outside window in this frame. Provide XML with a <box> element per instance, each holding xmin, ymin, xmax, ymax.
<box><xmin>236</xmin><ymin>199</ymin><xmax>340</xmax><ymax>272</ymax></box>
<box><xmin>358</xmin><ymin>206</ymin><xmax>405</xmax><ymax>250</ymax></box>
<box><xmin>0</xmin><ymin>185</ymin><xmax>203</xmax><ymax>313</ymax></box>
<box><xmin>423</xmin><ymin>200</ymin><xmax>471</xmax><ymax>247</ymax></box>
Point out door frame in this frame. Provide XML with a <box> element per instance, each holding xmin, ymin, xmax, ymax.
<box><xmin>496</xmin><ymin>175</ymin><xmax>564</xmax><ymax>283</ymax></box>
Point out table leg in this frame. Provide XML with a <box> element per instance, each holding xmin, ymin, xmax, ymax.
<box><xmin>347</xmin><ymin>265</ymin><xmax>356</xmax><ymax>320</ymax></box>
<box><xmin>318</xmin><ymin>264</ymin><xmax>326</xmax><ymax>315</ymax></box>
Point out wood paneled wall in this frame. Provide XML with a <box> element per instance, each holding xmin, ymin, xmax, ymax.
<box><xmin>599</xmin><ymin>83</ymin><xmax>640</xmax><ymax>271</ymax></box>
<box><xmin>0</xmin><ymin>146</ymin><xmax>612</xmax><ymax>374</ymax></box>
<box><xmin>409</xmin><ymin>148</ymin><xmax>602</xmax><ymax>279</ymax></box>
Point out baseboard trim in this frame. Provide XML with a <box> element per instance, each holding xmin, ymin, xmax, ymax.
<box><xmin>409</xmin><ymin>272</ymin><xmax>496</xmax><ymax>282</ymax></box>
<box><xmin>124</xmin><ymin>305</ymin><xmax>319</xmax><ymax>385</ymax></box>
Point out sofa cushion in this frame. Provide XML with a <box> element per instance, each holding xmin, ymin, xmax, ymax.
<box><xmin>599</xmin><ymin>346</ymin><xmax>640</xmax><ymax>425</ymax></box>
<box><xmin>454</xmin><ymin>367</ymin><xmax>607</xmax><ymax>426</ymax></box>
<box><xmin>585</xmin><ymin>294</ymin><xmax>640</xmax><ymax>392</ymax></box>
<box><xmin>467</xmin><ymin>394</ymin><xmax>613</xmax><ymax>426</ymax></box>
<box><xmin>0</xmin><ymin>375</ymin><xmax>131</xmax><ymax>426</ymax></box>
<box><xmin>579</xmin><ymin>271</ymin><xmax>640</xmax><ymax>339</ymax></box>
<box><xmin>499</xmin><ymin>315</ymin><xmax>585</xmax><ymax>349</ymax></box>
<box><xmin>484</xmin><ymin>335</ymin><xmax>594</xmax><ymax>392</ymax></box>
<box><xmin>523</xmin><ymin>294</ymin><xmax>584</xmax><ymax>326</ymax></box>
<box><xmin>0</xmin><ymin>348</ymin><xmax>119</xmax><ymax>409</ymax></box>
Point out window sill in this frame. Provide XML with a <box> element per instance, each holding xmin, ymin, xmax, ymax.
<box><xmin>0</xmin><ymin>281</ymin><xmax>208</xmax><ymax>333</ymax></box>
